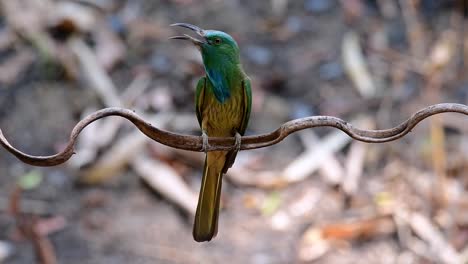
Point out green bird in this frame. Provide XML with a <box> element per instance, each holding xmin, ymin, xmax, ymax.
<box><xmin>171</xmin><ymin>23</ymin><xmax>252</xmax><ymax>242</ymax></box>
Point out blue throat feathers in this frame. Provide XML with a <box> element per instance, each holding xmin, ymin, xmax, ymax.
<box><xmin>206</xmin><ymin>68</ymin><xmax>231</xmax><ymax>103</ymax></box>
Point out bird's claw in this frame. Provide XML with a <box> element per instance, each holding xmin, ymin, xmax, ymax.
<box><xmin>234</xmin><ymin>132</ymin><xmax>242</xmax><ymax>152</ymax></box>
<box><xmin>201</xmin><ymin>131</ymin><xmax>210</xmax><ymax>153</ymax></box>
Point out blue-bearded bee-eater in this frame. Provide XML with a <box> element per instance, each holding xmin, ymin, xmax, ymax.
<box><xmin>171</xmin><ymin>23</ymin><xmax>252</xmax><ymax>242</ymax></box>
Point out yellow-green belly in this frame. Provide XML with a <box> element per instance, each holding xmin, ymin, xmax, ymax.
<box><xmin>201</xmin><ymin>92</ymin><xmax>243</xmax><ymax>137</ymax></box>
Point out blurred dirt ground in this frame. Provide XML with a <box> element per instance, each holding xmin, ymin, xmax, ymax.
<box><xmin>0</xmin><ymin>0</ymin><xmax>467</xmax><ymax>263</ymax></box>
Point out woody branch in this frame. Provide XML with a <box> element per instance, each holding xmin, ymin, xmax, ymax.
<box><xmin>0</xmin><ymin>103</ymin><xmax>466</xmax><ymax>167</ymax></box>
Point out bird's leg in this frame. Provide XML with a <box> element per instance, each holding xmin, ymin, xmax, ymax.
<box><xmin>201</xmin><ymin>130</ymin><xmax>210</xmax><ymax>153</ymax></box>
<box><xmin>234</xmin><ymin>132</ymin><xmax>242</xmax><ymax>152</ymax></box>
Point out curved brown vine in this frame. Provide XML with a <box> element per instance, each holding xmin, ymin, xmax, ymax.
<box><xmin>0</xmin><ymin>103</ymin><xmax>466</xmax><ymax>167</ymax></box>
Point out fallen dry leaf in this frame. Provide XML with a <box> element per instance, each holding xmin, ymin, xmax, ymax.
<box><xmin>424</xmin><ymin>30</ymin><xmax>456</xmax><ymax>76</ymax></box>
<box><xmin>132</xmin><ymin>155</ymin><xmax>198</xmax><ymax>215</ymax></box>
<box><xmin>397</xmin><ymin>210</ymin><xmax>461</xmax><ymax>264</ymax></box>
<box><xmin>343</xmin><ymin>141</ymin><xmax>368</xmax><ymax>195</ymax></box>
<box><xmin>48</xmin><ymin>1</ymin><xmax>98</xmax><ymax>35</ymax></box>
<box><xmin>78</xmin><ymin>129</ymin><xmax>148</xmax><ymax>184</ymax></box>
<box><xmin>298</xmin><ymin>131</ymin><xmax>345</xmax><ymax>185</ymax></box>
<box><xmin>342</xmin><ymin>31</ymin><xmax>379</xmax><ymax>98</ymax></box>
<box><xmin>68</xmin><ymin>38</ymin><xmax>121</xmax><ymax>107</ymax></box>
<box><xmin>299</xmin><ymin>215</ymin><xmax>395</xmax><ymax>262</ymax></box>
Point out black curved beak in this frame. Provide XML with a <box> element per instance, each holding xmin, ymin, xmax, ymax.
<box><xmin>170</xmin><ymin>23</ymin><xmax>207</xmax><ymax>46</ymax></box>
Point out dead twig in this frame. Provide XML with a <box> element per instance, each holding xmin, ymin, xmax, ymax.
<box><xmin>0</xmin><ymin>103</ymin><xmax>466</xmax><ymax>167</ymax></box>
<box><xmin>398</xmin><ymin>210</ymin><xmax>461</xmax><ymax>264</ymax></box>
<box><xmin>9</xmin><ymin>188</ymin><xmax>60</xmax><ymax>264</ymax></box>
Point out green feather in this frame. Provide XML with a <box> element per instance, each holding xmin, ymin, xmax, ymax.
<box><xmin>191</xmin><ymin>29</ymin><xmax>252</xmax><ymax>242</ymax></box>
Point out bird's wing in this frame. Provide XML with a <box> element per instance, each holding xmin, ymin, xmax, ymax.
<box><xmin>222</xmin><ymin>77</ymin><xmax>252</xmax><ymax>173</ymax></box>
<box><xmin>195</xmin><ymin>77</ymin><xmax>207</xmax><ymax>127</ymax></box>
<box><xmin>238</xmin><ymin>77</ymin><xmax>252</xmax><ymax>135</ymax></box>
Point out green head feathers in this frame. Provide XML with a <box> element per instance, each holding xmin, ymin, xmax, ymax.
<box><xmin>200</xmin><ymin>30</ymin><xmax>240</xmax><ymax>64</ymax></box>
<box><xmin>170</xmin><ymin>23</ymin><xmax>243</xmax><ymax>102</ymax></box>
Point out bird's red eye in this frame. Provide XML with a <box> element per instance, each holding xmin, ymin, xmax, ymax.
<box><xmin>214</xmin><ymin>38</ymin><xmax>222</xmax><ymax>45</ymax></box>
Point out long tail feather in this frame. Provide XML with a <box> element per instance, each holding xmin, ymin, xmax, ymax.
<box><xmin>193</xmin><ymin>152</ymin><xmax>225</xmax><ymax>242</ymax></box>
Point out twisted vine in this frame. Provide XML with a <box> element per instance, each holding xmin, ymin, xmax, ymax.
<box><xmin>0</xmin><ymin>103</ymin><xmax>466</xmax><ymax>167</ymax></box>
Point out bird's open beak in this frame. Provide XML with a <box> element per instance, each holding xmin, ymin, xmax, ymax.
<box><xmin>170</xmin><ymin>23</ymin><xmax>207</xmax><ymax>46</ymax></box>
